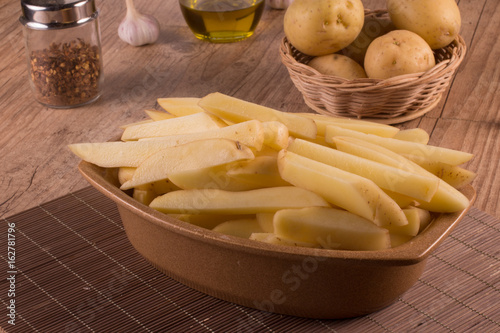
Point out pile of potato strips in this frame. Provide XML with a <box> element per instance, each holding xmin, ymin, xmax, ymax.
<box><xmin>69</xmin><ymin>92</ymin><xmax>475</xmax><ymax>251</ymax></box>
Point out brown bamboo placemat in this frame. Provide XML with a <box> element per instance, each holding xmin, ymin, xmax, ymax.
<box><xmin>0</xmin><ymin>186</ymin><xmax>499</xmax><ymax>332</ymax></box>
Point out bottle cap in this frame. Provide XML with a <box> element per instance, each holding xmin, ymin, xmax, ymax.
<box><xmin>20</xmin><ymin>0</ymin><xmax>98</xmax><ymax>30</ymax></box>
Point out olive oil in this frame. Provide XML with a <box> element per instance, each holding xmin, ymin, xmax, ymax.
<box><xmin>179</xmin><ymin>0</ymin><xmax>265</xmax><ymax>43</ymax></box>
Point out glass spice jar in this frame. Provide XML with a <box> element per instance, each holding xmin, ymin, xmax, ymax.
<box><xmin>20</xmin><ymin>0</ymin><xmax>104</xmax><ymax>108</ymax></box>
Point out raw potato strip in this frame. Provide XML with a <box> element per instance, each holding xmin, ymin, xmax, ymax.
<box><xmin>121</xmin><ymin>112</ymin><xmax>225</xmax><ymax>141</ymax></box>
<box><xmin>333</xmin><ymin>136</ymin><xmax>470</xmax><ymax>213</ymax></box>
<box><xmin>392</xmin><ymin>128</ymin><xmax>429</xmax><ymax>144</ymax></box>
<box><xmin>118</xmin><ymin>167</ymin><xmax>181</xmax><ymax>195</ymax></box>
<box><xmin>390</xmin><ymin>234</ymin><xmax>414</xmax><ymax>248</ymax></box>
<box><xmin>173</xmin><ymin>213</ymin><xmax>255</xmax><ymax>230</ymax></box>
<box><xmin>117</xmin><ymin>167</ymin><xmax>136</xmax><ymax>184</ymax></box>
<box><xmin>256</xmin><ymin>213</ymin><xmax>274</xmax><ymax>233</ymax></box>
<box><xmin>287</xmin><ymin>138</ymin><xmax>439</xmax><ymax>202</ymax></box>
<box><xmin>144</xmin><ymin>110</ymin><xmax>176</xmax><ymax>121</ymax></box>
<box><xmin>273</xmin><ymin>207</ymin><xmax>391</xmax><ymax>251</ymax></box>
<box><xmin>297</xmin><ymin>112</ymin><xmax>400</xmax><ymax>138</ymax></box>
<box><xmin>157</xmin><ymin>97</ymin><xmax>204</xmax><ymax>117</ymax></box>
<box><xmin>149</xmin><ymin>186</ymin><xmax>330</xmax><ymax>214</ymax></box>
<box><xmin>157</xmin><ymin>97</ymin><xmax>201</xmax><ymax>106</ymax></box>
<box><xmin>141</xmin><ymin>120</ymin><xmax>266</xmax><ymax>152</ymax></box>
<box><xmin>212</xmin><ymin>219</ymin><xmax>263</xmax><ymax>238</ymax></box>
<box><xmin>133</xmin><ymin>187</ymin><xmax>157</xmax><ymax>206</ymax></box>
<box><xmin>249</xmin><ymin>233</ymin><xmax>319</xmax><ymax>248</ymax></box>
<box><xmin>326</xmin><ymin>125</ymin><xmax>473</xmax><ymax>166</ymax></box>
<box><xmin>277</xmin><ymin>150</ymin><xmax>408</xmax><ymax>227</ymax></box>
<box><xmin>168</xmin><ymin>156</ymin><xmax>290</xmax><ymax>192</ymax></box>
<box><xmin>159</xmin><ymin>105</ymin><xmax>205</xmax><ymax>117</ymax></box>
<box><xmin>383</xmin><ymin>190</ymin><xmax>415</xmax><ymax>208</ymax></box>
<box><xmin>416</xmin><ymin>207</ymin><xmax>432</xmax><ymax>233</ymax></box>
<box><xmin>401</xmin><ymin>154</ymin><xmax>477</xmax><ymax>189</ymax></box>
<box><xmin>226</xmin><ymin>155</ymin><xmax>290</xmax><ymax>188</ymax></box>
<box><xmin>168</xmin><ymin>164</ymin><xmax>265</xmax><ymax>191</ymax></box>
<box><xmin>121</xmin><ymin>138</ymin><xmax>254</xmax><ymax>190</ymax></box>
<box><xmin>69</xmin><ymin>121</ymin><xmax>264</xmax><ymax>168</ymax></box>
<box><xmin>333</xmin><ymin>137</ymin><xmax>402</xmax><ymax>167</ymax></box>
<box><xmin>416</xmin><ymin>185</ymin><xmax>470</xmax><ymax>213</ymax></box>
<box><xmin>296</xmin><ymin>112</ymin><xmax>392</xmax><ymax>127</ymax></box>
<box><xmin>199</xmin><ymin>92</ymin><xmax>317</xmax><ymax>140</ymax></box>
<box><xmin>383</xmin><ymin>207</ymin><xmax>424</xmax><ymax>237</ymax></box>
<box><xmin>255</xmin><ymin>145</ymin><xmax>281</xmax><ymax>157</ymax></box>
<box><xmin>262</xmin><ymin>121</ymin><xmax>289</xmax><ymax>150</ymax></box>
<box><xmin>69</xmin><ymin>140</ymin><xmax>187</xmax><ymax>168</ymax></box>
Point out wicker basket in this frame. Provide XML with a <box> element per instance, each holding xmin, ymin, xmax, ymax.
<box><xmin>279</xmin><ymin>10</ymin><xmax>467</xmax><ymax>124</ymax></box>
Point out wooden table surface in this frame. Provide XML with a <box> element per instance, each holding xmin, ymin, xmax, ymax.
<box><xmin>1</xmin><ymin>0</ymin><xmax>498</xmax><ymax>220</ymax></box>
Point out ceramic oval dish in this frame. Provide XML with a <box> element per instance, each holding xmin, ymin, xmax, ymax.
<box><xmin>78</xmin><ymin>160</ymin><xmax>475</xmax><ymax>319</ymax></box>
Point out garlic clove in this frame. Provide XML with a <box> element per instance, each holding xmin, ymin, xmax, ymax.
<box><xmin>268</xmin><ymin>0</ymin><xmax>294</xmax><ymax>9</ymax></box>
<box><xmin>118</xmin><ymin>0</ymin><xmax>160</xmax><ymax>47</ymax></box>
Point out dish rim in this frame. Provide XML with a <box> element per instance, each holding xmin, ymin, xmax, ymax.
<box><xmin>78</xmin><ymin>160</ymin><xmax>476</xmax><ymax>265</ymax></box>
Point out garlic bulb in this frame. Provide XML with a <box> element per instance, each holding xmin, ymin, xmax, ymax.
<box><xmin>118</xmin><ymin>0</ymin><xmax>160</xmax><ymax>46</ymax></box>
<box><xmin>268</xmin><ymin>0</ymin><xmax>294</xmax><ymax>9</ymax></box>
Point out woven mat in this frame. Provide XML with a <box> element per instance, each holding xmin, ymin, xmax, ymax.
<box><xmin>0</xmin><ymin>186</ymin><xmax>498</xmax><ymax>333</ymax></box>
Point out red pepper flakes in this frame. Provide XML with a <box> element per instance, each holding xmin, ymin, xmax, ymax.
<box><xmin>29</xmin><ymin>38</ymin><xmax>101</xmax><ymax>107</ymax></box>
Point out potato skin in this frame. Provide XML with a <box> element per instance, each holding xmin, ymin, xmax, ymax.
<box><xmin>364</xmin><ymin>30</ymin><xmax>436</xmax><ymax>80</ymax></box>
<box><xmin>387</xmin><ymin>0</ymin><xmax>461</xmax><ymax>49</ymax></box>
<box><xmin>284</xmin><ymin>0</ymin><xmax>365</xmax><ymax>56</ymax></box>
<box><xmin>308</xmin><ymin>54</ymin><xmax>367</xmax><ymax>80</ymax></box>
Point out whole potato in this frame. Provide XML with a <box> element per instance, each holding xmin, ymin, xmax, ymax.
<box><xmin>364</xmin><ymin>30</ymin><xmax>436</xmax><ymax>80</ymax></box>
<box><xmin>341</xmin><ymin>15</ymin><xmax>396</xmax><ymax>65</ymax></box>
<box><xmin>387</xmin><ymin>0</ymin><xmax>461</xmax><ymax>49</ymax></box>
<box><xmin>308</xmin><ymin>54</ymin><xmax>367</xmax><ymax>80</ymax></box>
<box><xmin>284</xmin><ymin>0</ymin><xmax>365</xmax><ymax>56</ymax></box>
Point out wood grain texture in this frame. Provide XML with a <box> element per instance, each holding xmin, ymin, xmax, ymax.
<box><xmin>0</xmin><ymin>0</ymin><xmax>498</xmax><ymax>218</ymax></box>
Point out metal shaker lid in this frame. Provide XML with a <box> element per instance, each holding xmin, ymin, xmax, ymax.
<box><xmin>20</xmin><ymin>0</ymin><xmax>98</xmax><ymax>29</ymax></box>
